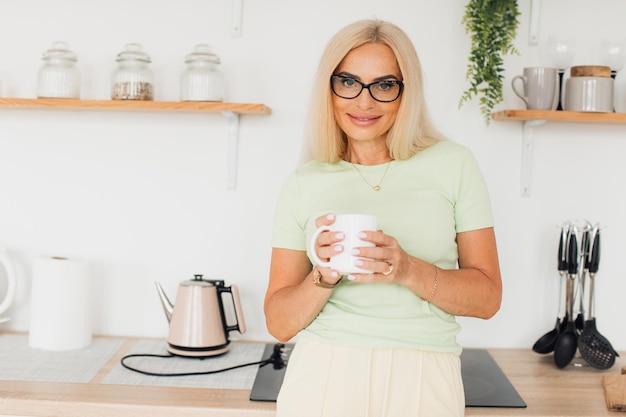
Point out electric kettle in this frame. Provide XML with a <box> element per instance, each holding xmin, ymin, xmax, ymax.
<box><xmin>0</xmin><ymin>248</ymin><xmax>17</xmax><ymax>324</ymax></box>
<box><xmin>155</xmin><ymin>274</ymin><xmax>246</xmax><ymax>357</ymax></box>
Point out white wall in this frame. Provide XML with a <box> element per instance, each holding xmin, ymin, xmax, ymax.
<box><xmin>1</xmin><ymin>0</ymin><xmax>625</xmax><ymax>351</ymax></box>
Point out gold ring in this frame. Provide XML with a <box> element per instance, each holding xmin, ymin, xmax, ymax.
<box><xmin>382</xmin><ymin>261</ymin><xmax>393</xmax><ymax>276</ymax></box>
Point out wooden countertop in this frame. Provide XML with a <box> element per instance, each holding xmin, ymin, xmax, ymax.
<box><xmin>470</xmin><ymin>350</ymin><xmax>624</xmax><ymax>417</ymax></box>
<box><xmin>0</xmin><ymin>336</ymin><xmax>624</xmax><ymax>417</ymax></box>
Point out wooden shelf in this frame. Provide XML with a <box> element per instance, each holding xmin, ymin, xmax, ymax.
<box><xmin>0</xmin><ymin>97</ymin><xmax>271</xmax><ymax>115</ymax></box>
<box><xmin>493</xmin><ymin>109</ymin><xmax>626</xmax><ymax>124</ymax></box>
<box><xmin>0</xmin><ymin>98</ymin><xmax>272</xmax><ymax>189</ymax></box>
<box><xmin>493</xmin><ymin>109</ymin><xmax>626</xmax><ymax>197</ymax></box>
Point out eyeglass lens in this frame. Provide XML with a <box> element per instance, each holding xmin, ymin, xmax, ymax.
<box><xmin>331</xmin><ymin>75</ymin><xmax>402</xmax><ymax>102</ymax></box>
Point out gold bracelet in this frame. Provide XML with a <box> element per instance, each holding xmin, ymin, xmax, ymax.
<box><xmin>426</xmin><ymin>266</ymin><xmax>439</xmax><ymax>303</ymax></box>
<box><xmin>312</xmin><ymin>266</ymin><xmax>342</xmax><ymax>289</ymax></box>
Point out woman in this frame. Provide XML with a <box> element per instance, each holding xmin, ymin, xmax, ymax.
<box><xmin>265</xmin><ymin>19</ymin><xmax>502</xmax><ymax>417</ymax></box>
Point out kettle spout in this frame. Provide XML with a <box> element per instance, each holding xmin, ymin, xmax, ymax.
<box><xmin>155</xmin><ymin>282</ymin><xmax>174</xmax><ymax>323</ymax></box>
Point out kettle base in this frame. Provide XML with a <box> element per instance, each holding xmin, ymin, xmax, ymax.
<box><xmin>167</xmin><ymin>343</ymin><xmax>229</xmax><ymax>358</ymax></box>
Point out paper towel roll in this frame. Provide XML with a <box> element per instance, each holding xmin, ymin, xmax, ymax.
<box><xmin>29</xmin><ymin>256</ymin><xmax>93</xmax><ymax>351</ymax></box>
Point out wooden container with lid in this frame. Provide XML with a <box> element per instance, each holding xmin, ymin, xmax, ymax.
<box><xmin>570</xmin><ymin>65</ymin><xmax>612</xmax><ymax>77</ymax></box>
<box><xmin>565</xmin><ymin>65</ymin><xmax>614</xmax><ymax>112</ymax></box>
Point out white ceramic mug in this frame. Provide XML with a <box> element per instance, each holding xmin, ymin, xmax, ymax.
<box><xmin>310</xmin><ymin>214</ymin><xmax>377</xmax><ymax>274</ymax></box>
<box><xmin>564</xmin><ymin>76</ymin><xmax>614</xmax><ymax>112</ymax></box>
<box><xmin>511</xmin><ymin>67</ymin><xmax>559</xmax><ymax>110</ymax></box>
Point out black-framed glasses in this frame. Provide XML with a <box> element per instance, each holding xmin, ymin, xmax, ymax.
<box><xmin>330</xmin><ymin>75</ymin><xmax>404</xmax><ymax>103</ymax></box>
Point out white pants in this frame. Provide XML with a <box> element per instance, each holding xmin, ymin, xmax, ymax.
<box><xmin>276</xmin><ymin>337</ymin><xmax>465</xmax><ymax>417</ymax></box>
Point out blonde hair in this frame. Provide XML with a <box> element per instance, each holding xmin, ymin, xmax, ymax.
<box><xmin>301</xmin><ymin>19</ymin><xmax>444</xmax><ymax>163</ymax></box>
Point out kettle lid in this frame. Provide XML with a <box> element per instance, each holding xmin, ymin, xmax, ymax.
<box><xmin>180</xmin><ymin>274</ymin><xmax>222</xmax><ymax>287</ymax></box>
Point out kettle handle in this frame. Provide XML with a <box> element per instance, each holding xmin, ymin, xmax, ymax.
<box><xmin>221</xmin><ymin>284</ymin><xmax>246</xmax><ymax>335</ymax></box>
<box><xmin>0</xmin><ymin>248</ymin><xmax>17</xmax><ymax>316</ymax></box>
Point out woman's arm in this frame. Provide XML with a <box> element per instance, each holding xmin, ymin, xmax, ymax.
<box><xmin>264</xmin><ymin>248</ymin><xmax>333</xmax><ymax>342</ymax></box>
<box><xmin>416</xmin><ymin>227</ymin><xmax>502</xmax><ymax>318</ymax></box>
<box><xmin>265</xmin><ymin>214</ymin><xmax>351</xmax><ymax>341</ymax></box>
<box><xmin>265</xmin><ymin>214</ymin><xmax>502</xmax><ymax>343</ymax></box>
<box><xmin>352</xmin><ymin>227</ymin><xmax>502</xmax><ymax>319</ymax></box>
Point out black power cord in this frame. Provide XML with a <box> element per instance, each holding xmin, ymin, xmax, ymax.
<box><xmin>120</xmin><ymin>342</ymin><xmax>287</xmax><ymax>377</ymax></box>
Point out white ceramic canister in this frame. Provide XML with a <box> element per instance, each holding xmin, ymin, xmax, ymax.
<box><xmin>564</xmin><ymin>66</ymin><xmax>614</xmax><ymax>112</ymax></box>
<box><xmin>180</xmin><ymin>44</ymin><xmax>225</xmax><ymax>102</ymax></box>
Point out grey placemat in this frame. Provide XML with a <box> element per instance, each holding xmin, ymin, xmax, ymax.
<box><xmin>0</xmin><ymin>334</ymin><xmax>124</xmax><ymax>383</ymax></box>
<box><xmin>101</xmin><ymin>339</ymin><xmax>266</xmax><ymax>390</ymax></box>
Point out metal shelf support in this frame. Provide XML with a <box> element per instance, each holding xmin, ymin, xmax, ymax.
<box><xmin>529</xmin><ymin>0</ymin><xmax>541</xmax><ymax>45</ymax></box>
<box><xmin>223</xmin><ymin>111</ymin><xmax>240</xmax><ymax>190</ymax></box>
<box><xmin>232</xmin><ymin>0</ymin><xmax>243</xmax><ymax>37</ymax></box>
<box><xmin>521</xmin><ymin>119</ymin><xmax>546</xmax><ymax>197</ymax></box>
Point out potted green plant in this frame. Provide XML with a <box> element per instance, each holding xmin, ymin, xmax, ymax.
<box><xmin>459</xmin><ymin>0</ymin><xmax>520</xmax><ymax>124</ymax></box>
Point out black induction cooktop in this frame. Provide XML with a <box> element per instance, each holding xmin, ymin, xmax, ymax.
<box><xmin>250</xmin><ymin>344</ymin><xmax>526</xmax><ymax>408</ymax></box>
<box><xmin>461</xmin><ymin>348</ymin><xmax>526</xmax><ymax>408</ymax></box>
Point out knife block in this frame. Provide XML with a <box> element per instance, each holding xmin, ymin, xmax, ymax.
<box><xmin>602</xmin><ymin>366</ymin><xmax>626</xmax><ymax>412</ymax></box>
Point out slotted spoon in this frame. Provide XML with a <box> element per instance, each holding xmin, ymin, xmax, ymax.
<box><xmin>578</xmin><ymin>227</ymin><xmax>619</xmax><ymax>370</ymax></box>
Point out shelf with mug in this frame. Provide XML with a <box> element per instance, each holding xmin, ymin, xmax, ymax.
<box><xmin>492</xmin><ymin>109</ymin><xmax>626</xmax><ymax>198</ymax></box>
<box><xmin>0</xmin><ymin>97</ymin><xmax>272</xmax><ymax>190</ymax></box>
<box><xmin>492</xmin><ymin>109</ymin><xmax>626</xmax><ymax>124</ymax></box>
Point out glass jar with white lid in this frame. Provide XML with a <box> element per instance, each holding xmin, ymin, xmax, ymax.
<box><xmin>36</xmin><ymin>41</ymin><xmax>81</xmax><ymax>99</ymax></box>
<box><xmin>111</xmin><ymin>43</ymin><xmax>154</xmax><ymax>100</ymax></box>
<box><xmin>180</xmin><ymin>44</ymin><xmax>225</xmax><ymax>102</ymax></box>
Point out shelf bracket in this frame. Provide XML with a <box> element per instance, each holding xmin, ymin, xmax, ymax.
<box><xmin>529</xmin><ymin>0</ymin><xmax>541</xmax><ymax>46</ymax></box>
<box><xmin>521</xmin><ymin>119</ymin><xmax>546</xmax><ymax>197</ymax></box>
<box><xmin>231</xmin><ymin>0</ymin><xmax>243</xmax><ymax>37</ymax></box>
<box><xmin>223</xmin><ymin>111</ymin><xmax>240</xmax><ymax>189</ymax></box>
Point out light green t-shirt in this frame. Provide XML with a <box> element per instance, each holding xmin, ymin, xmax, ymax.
<box><xmin>271</xmin><ymin>140</ymin><xmax>494</xmax><ymax>354</ymax></box>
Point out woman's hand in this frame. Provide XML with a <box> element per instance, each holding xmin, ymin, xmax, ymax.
<box><xmin>313</xmin><ymin>214</ymin><xmax>411</xmax><ymax>284</ymax></box>
<box><xmin>345</xmin><ymin>228</ymin><xmax>413</xmax><ymax>284</ymax></box>
<box><xmin>311</xmin><ymin>214</ymin><xmax>343</xmax><ymax>285</ymax></box>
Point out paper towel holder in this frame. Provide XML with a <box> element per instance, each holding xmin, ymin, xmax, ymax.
<box><xmin>28</xmin><ymin>256</ymin><xmax>93</xmax><ymax>351</ymax></box>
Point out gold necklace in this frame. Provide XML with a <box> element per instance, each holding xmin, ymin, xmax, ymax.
<box><xmin>350</xmin><ymin>160</ymin><xmax>392</xmax><ymax>191</ymax></box>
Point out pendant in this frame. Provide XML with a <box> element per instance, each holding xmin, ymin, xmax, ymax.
<box><xmin>373</xmin><ymin>186</ymin><xmax>380</xmax><ymax>191</ymax></box>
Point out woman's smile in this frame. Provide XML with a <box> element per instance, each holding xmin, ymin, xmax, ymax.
<box><xmin>347</xmin><ymin>113</ymin><xmax>382</xmax><ymax>127</ymax></box>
